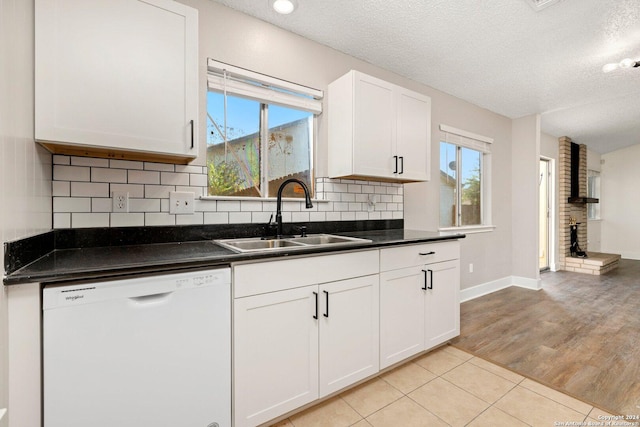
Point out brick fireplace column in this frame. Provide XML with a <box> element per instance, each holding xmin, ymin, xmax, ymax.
<box><xmin>558</xmin><ymin>136</ymin><xmax>588</xmax><ymax>270</ymax></box>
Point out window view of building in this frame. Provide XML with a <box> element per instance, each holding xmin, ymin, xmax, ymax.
<box><xmin>587</xmin><ymin>169</ymin><xmax>601</xmax><ymax>220</ymax></box>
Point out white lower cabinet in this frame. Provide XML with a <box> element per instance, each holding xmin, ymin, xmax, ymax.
<box><xmin>379</xmin><ymin>242</ymin><xmax>460</xmax><ymax>369</ymax></box>
<box><xmin>319</xmin><ymin>275</ymin><xmax>379</xmax><ymax>397</ymax></box>
<box><xmin>233</xmin><ymin>251</ymin><xmax>379</xmax><ymax>427</ymax></box>
<box><xmin>233</xmin><ymin>285</ymin><xmax>319</xmax><ymax>427</ymax></box>
<box><xmin>233</xmin><ymin>242</ymin><xmax>460</xmax><ymax>426</ymax></box>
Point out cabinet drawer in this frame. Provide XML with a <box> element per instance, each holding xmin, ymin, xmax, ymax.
<box><xmin>234</xmin><ymin>250</ymin><xmax>379</xmax><ymax>298</ymax></box>
<box><xmin>380</xmin><ymin>241</ymin><xmax>459</xmax><ymax>272</ymax></box>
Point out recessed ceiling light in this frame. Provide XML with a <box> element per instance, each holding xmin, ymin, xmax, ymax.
<box><xmin>525</xmin><ymin>0</ymin><xmax>561</xmax><ymax>11</ymax></box>
<box><xmin>272</xmin><ymin>0</ymin><xmax>297</xmax><ymax>15</ymax></box>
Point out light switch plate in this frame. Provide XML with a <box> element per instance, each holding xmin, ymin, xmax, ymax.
<box><xmin>169</xmin><ymin>191</ymin><xmax>195</xmax><ymax>214</ymax></box>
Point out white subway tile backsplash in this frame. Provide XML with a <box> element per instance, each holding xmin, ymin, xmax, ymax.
<box><xmin>111</xmin><ymin>213</ymin><xmax>145</xmax><ymax>227</ymax></box>
<box><xmin>128</xmin><ymin>170</ymin><xmax>160</xmax><ymax>185</ymax></box>
<box><xmin>110</xmin><ymin>159</ymin><xmax>144</xmax><ymax>170</ymax></box>
<box><xmin>229</xmin><ymin>212</ymin><xmax>251</xmax><ymax>224</ymax></box>
<box><xmin>72</xmin><ymin>213</ymin><xmax>109</xmax><ymax>228</ymax></box>
<box><xmin>217</xmin><ymin>200</ymin><xmax>240</xmax><ymax>212</ymax></box>
<box><xmin>145</xmin><ymin>212</ymin><xmax>175</xmax><ymax>226</ymax></box>
<box><xmin>341</xmin><ymin>193</ymin><xmax>356</xmax><ymax>202</ymax></box>
<box><xmin>251</xmin><ymin>211</ymin><xmax>272</xmax><ymax>224</ymax></box>
<box><xmin>53</xmin><ymin>213</ymin><xmax>71</xmax><ymax>228</ymax></box>
<box><xmin>144</xmin><ymin>162</ymin><xmax>175</xmax><ymax>172</ymax></box>
<box><xmin>325</xmin><ymin>212</ymin><xmax>341</xmax><ymax>221</ymax></box>
<box><xmin>175</xmin><ymin>165</ymin><xmax>203</xmax><ymax>173</ymax></box>
<box><xmin>341</xmin><ymin>212</ymin><xmax>356</xmax><ymax>221</ymax></box>
<box><xmin>204</xmin><ymin>212</ymin><xmax>228</xmax><ymax>224</ymax></box>
<box><xmin>347</xmin><ymin>184</ymin><xmax>362</xmax><ymax>193</ymax></box>
<box><xmin>291</xmin><ymin>212</ymin><xmax>310</xmax><ymax>222</ymax></box>
<box><xmin>110</xmin><ymin>184</ymin><xmax>144</xmax><ymax>198</ymax></box>
<box><xmin>333</xmin><ymin>202</ymin><xmax>348</xmax><ymax>211</ymax></box>
<box><xmin>194</xmin><ymin>199</ymin><xmax>217</xmax><ymax>212</ymax></box>
<box><xmin>52</xmin><ymin>181</ymin><xmax>70</xmax><ymax>197</ymax></box>
<box><xmin>145</xmin><ymin>184</ymin><xmax>175</xmax><ymax>199</ymax></box>
<box><xmin>91</xmin><ymin>198</ymin><xmax>111</xmax><ymax>213</ymax></box>
<box><xmin>54</xmin><ymin>165</ymin><xmax>90</xmax><ymax>182</ymax></box>
<box><xmin>71</xmin><ymin>156</ymin><xmax>109</xmax><ymax>167</ymax></box>
<box><xmin>309</xmin><ymin>212</ymin><xmax>326</xmax><ymax>222</ymax></box>
<box><xmin>160</xmin><ymin>171</ymin><xmax>189</xmax><ymax>186</ymax></box>
<box><xmin>130</xmin><ymin>198</ymin><xmax>160</xmax><ymax>213</ymax></box>
<box><xmin>189</xmin><ymin>173</ymin><xmax>207</xmax><ymax>187</ymax></box>
<box><xmin>241</xmin><ymin>201</ymin><xmax>263</xmax><ymax>212</ymax></box>
<box><xmin>393</xmin><ymin>211</ymin><xmax>404</xmax><ymax>219</ymax></box>
<box><xmin>356</xmin><ymin>212</ymin><xmax>369</xmax><ymax>221</ymax></box>
<box><xmin>51</xmin><ymin>155</ymin><xmax>402</xmax><ymax>228</ymax></box>
<box><xmin>375</xmin><ymin>186</ymin><xmax>387</xmax><ymax>194</ymax></box>
<box><xmin>71</xmin><ymin>182</ymin><xmax>109</xmax><ymax>198</ymax></box>
<box><xmin>92</xmin><ymin>167</ymin><xmax>127</xmax><ymax>183</ymax></box>
<box><xmin>53</xmin><ymin>155</ymin><xmax>70</xmax><ymax>165</ymax></box>
<box><xmin>176</xmin><ymin>212</ymin><xmax>204</xmax><ymax>225</ymax></box>
<box><xmin>54</xmin><ymin>197</ymin><xmax>91</xmax><ymax>213</ymax></box>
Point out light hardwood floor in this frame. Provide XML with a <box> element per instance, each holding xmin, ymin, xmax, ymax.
<box><xmin>452</xmin><ymin>259</ymin><xmax>640</xmax><ymax>416</ymax></box>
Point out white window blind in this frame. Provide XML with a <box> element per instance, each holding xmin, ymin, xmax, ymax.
<box><xmin>207</xmin><ymin>59</ymin><xmax>323</xmax><ymax>114</ymax></box>
<box><xmin>439</xmin><ymin>124</ymin><xmax>492</xmax><ymax>153</ymax></box>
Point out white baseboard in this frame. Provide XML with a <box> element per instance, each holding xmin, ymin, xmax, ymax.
<box><xmin>460</xmin><ymin>277</ymin><xmax>512</xmax><ymax>302</ymax></box>
<box><xmin>460</xmin><ymin>275</ymin><xmax>541</xmax><ymax>302</ymax></box>
<box><xmin>511</xmin><ymin>275</ymin><xmax>542</xmax><ymax>291</ymax></box>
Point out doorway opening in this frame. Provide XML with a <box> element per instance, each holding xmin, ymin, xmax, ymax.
<box><xmin>539</xmin><ymin>158</ymin><xmax>553</xmax><ymax>271</ymax></box>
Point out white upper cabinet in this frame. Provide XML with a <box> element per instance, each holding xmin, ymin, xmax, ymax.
<box><xmin>328</xmin><ymin>71</ymin><xmax>431</xmax><ymax>182</ymax></box>
<box><xmin>35</xmin><ymin>0</ymin><xmax>199</xmax><ymax>163</ymax></box>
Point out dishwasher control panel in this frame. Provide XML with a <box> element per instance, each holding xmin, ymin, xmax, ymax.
<box><xmin>43</xmin><ymin>268</ymin><xmax>231</xmax><ymax>309</ymax></box>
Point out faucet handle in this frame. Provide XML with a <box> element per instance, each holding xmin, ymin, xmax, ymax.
<box><xmin>263</xmin><ymin>214</ymin><xmax>277</xmax><ymax>239</ymax></box>
<box><xmin>296</xmin><ymin>225</ymin><xmax>308</xmax><ymax>237</ymax></box>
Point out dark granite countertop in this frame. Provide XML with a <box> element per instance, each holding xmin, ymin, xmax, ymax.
<box><xmin>4</xmin><ymin>225</ymin><xmax>464</xmax><ymax>285</ymax></box>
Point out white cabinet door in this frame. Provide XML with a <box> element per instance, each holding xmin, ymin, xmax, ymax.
<box><xmin>319</xmin><ymin>275</ymin><xmax>379</xmax><ymax>397</ymax></box>
<box><xmin>328</xmin><ymin>70</ymin><xmax>430</xmax><ymax>182</ymax></box>
<box><xmin>352</xmin><ymin>74</ymin><xmax>395</xmax><ymax>178</ymax></box>
<box><xmin>424</xmin><ymin>260</ymin><xmax>460</xmax><ymax>348</ymax></box>
<box><xmin>396</xmin><ymin>88</ymin><xmax>431</xmax><ymax>181</ymax></box>
<box><xmin>35</xmin><ymin>0</ymin><xmax>198</xmax><ymax>162</ymax></box>
<box><xmin>234</xmin><ymin>286</ymin><xmax>319</xmax><ymax>427</ymax></box>
<box><xmin>379</xmin><ymin>267</ymin><xmax>425</xmax><ymax>369</ymax></box>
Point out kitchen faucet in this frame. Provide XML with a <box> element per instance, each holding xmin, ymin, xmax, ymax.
<box><xmin>275</xmin><ymin>178</ymin><xmax>313</xmax><ymax>238</ymax></box>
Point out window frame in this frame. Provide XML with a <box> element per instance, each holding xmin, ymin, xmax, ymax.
<box><xmin>204</xmin><ymin>59</ymin><xmax>322</xmax><ymax>200</ymax></box>
<box><xmin>438</xmin><ymin>124</ymin><xmax>494</xmax><ymax>235</ymax></box>
<box><xmin>587</xmin><ymin>169</ymin><xmax>601</xmax><ymax>220</ymax></box>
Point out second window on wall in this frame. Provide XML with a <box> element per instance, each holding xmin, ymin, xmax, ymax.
<box><xmin>206</xmin><ymin>60</ymin><xmax>322</xmax><ymax>199</ymax></box>
<box><xmin>438</xmin><ymin>125</ymin><xmax>492</xmax><ymax>229</ymax></box>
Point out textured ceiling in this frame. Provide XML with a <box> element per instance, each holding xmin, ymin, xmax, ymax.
<box><xmin>210</xmin><ymin>0</ymin><xmax>640</xmax><ymax>154</ymax></box>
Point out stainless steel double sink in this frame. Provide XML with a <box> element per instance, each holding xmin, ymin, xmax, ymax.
<box><xmin>215</xmin><ymin>234</ymin><xmax>371</xmax><ymax>253</ymax></box>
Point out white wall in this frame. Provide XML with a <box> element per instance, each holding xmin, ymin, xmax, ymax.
<box><xmin>511</xmin><ymin>115</ymin><xmax>541</xmax><ymax>282</ymax></box>
<box><xmin>601</xmin><ymin>144</ymin><xmax>640</xmax><ymax>259</ymax></box>
<box><xmin>0</xmin><ymin>0</ymin><xmax>52</xmax><ymax>424</ymax></box>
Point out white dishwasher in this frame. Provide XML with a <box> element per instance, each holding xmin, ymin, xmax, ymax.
<box><xmin>43</xmin><ymin>268</ymin><xmax>231</xmax><ymax>427</ymax></box>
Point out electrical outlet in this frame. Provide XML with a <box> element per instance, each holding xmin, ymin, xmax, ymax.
<box><xmin>469</xmin><ymin>263</ymin><xmax>474</xmax><ymax>273</ymax></box>
<box><xmin>169</xmin><ymin>191</ymin><xmax>195</xmax><ymax>214</ymax></box>
<box><xmin>112</xmin><ymin>191</ymin><xmax>129</xmax><ymax>213</ymax></box>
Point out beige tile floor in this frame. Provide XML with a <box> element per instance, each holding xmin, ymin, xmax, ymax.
<box><xmin>269</xmin><ymin>345</ymin><xmax>615</xmax><ymax>427</ymax></box>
